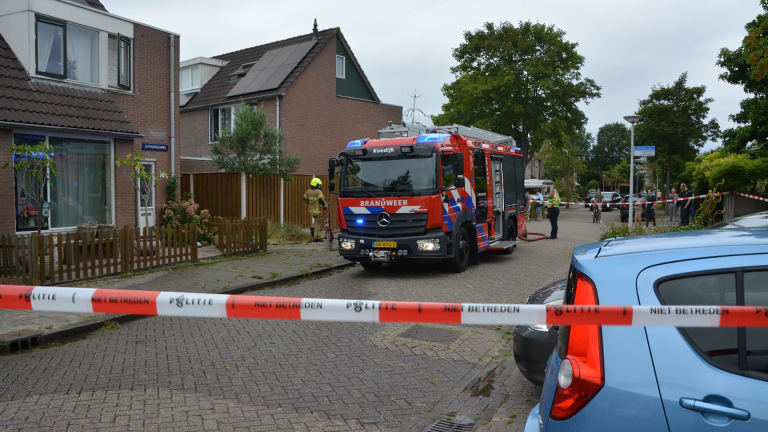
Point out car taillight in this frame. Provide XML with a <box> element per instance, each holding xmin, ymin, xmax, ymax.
<box><xmin>550</xmin><ymin>273</ymin><xmax>604</xmax><ymax>421</ymax></box>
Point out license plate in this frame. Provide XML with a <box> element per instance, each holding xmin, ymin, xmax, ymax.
<box><xmin>373</xmin><ymin>241</ymin><xmax>397</xmax><ymax>248</ymax></box>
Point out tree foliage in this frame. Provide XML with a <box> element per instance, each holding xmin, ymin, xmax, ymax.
<box><xmin>635</xmin><ymin>72</ymin><xmax>720</xmax><ymax>203</ymax></box>
<box><xmin>717</xmin><ymin>0</ymin><xmax>768</xmax><ymax>156</ymax></box>
<box><xmin>211</xmin><ymin>104</ymin><xmax>300</xmax><ymax>181</ymax></box>
<box><xmin>592</xmin><ymin>122</ymin><xmax>630</xmax><ymax>173</ymax></box>
<box><xmin>431</xmin><ymin>21</ymin><xmax>600</xmax><ymax>171</ymax></box>
<box><xmin>5</xmin><ymin>142</ymin><xmax>57</xmax><ymax>234</ymax></box>
<box><xmin>540</xmin><ymin>131</ymin><xmax>587</xmax><ymax>203</ymax></box>
<box><xmin>686</xmin><ymin>151</ymin><xmax>768</xmax><ymax>195</ymax></box>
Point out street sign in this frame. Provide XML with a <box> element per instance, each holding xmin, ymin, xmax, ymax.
<box><xmin>633</xmin><ymin>146</ymin><xmax>655</xmax><ymax>157</ymax></box>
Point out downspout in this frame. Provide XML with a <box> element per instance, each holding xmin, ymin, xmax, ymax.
<box><xmin>277</xmin><ymin>96</ymin><xmax>284</xmax><ymax>226</ymax></box>
<box><xmin>169</xmin><ymin>34</ymin><xmax>176</xmax><ymax>177</ymax></box>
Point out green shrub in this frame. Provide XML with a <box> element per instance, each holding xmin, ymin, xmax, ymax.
<box><xmin>161</xmin><ymin>199</ymin><xmax>217</xmax><ymax>245</ymax></box>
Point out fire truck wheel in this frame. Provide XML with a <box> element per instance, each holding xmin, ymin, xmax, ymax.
<box><xmin>448</xmin><ymin>227</ymin><xmax>470</xmax><ymax>273</ymax></box>
<box><xmin>360</xmin><ymin>261</ymin><xmax>383</xmax><ymax>270</ymax></box>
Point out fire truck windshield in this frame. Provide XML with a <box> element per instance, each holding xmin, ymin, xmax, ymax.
<box><xmin>339</xmin><ymin>153</ymin><xmax>438</xmax><ymax>197</ymax></box>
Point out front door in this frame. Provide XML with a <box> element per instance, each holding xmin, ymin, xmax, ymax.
<box><xmin>137</xmin><ymin>161</ymin><xmax>156</xmax><ymax>229</ymax></box>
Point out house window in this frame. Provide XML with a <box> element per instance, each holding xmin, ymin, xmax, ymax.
<box><xmin>181</xmin><ymin>65</ymin><xmax>201</xmax><ymax>92</ymax></box>
<box><xmin>36</xmin><ymin>17</ymin><xmax>65</xmax><ymax>78</ymax></box>
<box><xmin>210</xmin><ymin>106</ymin><xmax>233</xmax><ymax>142</ymax></box>
<box><xmin>36</xmin><ymin>16</ymin><xmax>100</xmax><ymax>85</ymax></box>
<box><xmin>12</xmin><ymin>134</ymin><xmax>113</xmax><ymax>232</ymax></box>
<box><xmin>336</xmin><ymin>55</ymin><xmax>345</xmax><ymax>78</ymax></box>
<box><xmin>108</xmin><ymin>34</ymin><xmax>132</xmax><ymax>90</ymax></box>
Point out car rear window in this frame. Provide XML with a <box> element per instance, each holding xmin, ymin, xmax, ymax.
<box><xmin>657</xmin><ymin>270</ymin><xmax>768</xmax><ymax>380</ymax></box>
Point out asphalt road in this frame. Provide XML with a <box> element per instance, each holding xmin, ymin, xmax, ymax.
<box><xmin>0</xmin><ymin>208</ymin><xmax>611</xmax><ymax>431</ymax></box>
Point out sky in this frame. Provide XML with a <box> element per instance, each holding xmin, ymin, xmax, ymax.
<box><xmin>104</xmin><ymin>0</ymin><xmax>764</xmax><ymax>153</ymax></box>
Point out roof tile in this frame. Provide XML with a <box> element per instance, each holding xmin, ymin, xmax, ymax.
<box><xmin>0</xmin><ymin>33</ymin><xmax>138</xmax><ymax>135</ymax></box>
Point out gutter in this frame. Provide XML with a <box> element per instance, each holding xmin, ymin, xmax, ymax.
<box><xmin>170</xmin><ymin>34</ymin><xmax>176</xmax><ymax>176</ymax></box>
<box><xmin>0</xmin><ymin>121</ymin><xmax>143</xmax><ymax>139</ymax></box>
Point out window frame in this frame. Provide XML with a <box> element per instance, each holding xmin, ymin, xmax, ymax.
<box><xmin>209</xmin><ymin>106</ymin><xmax>235</xmax><ymax>143</ymax></box>
<box><xmin>336</xmin><ymin>55</ymin><xmax>345</xmax><ymax>79</ymax></box>
<box><xmin>11</xmin><ymin>132</ymin><xmax>116</xmax><ymax>233</ymax></box>
<box><xmin>180</xmin><ymin>65</ymin><xmax>201</xmax><ymax>92</ymax></box>
<box><xmin>655</xmin><ymin>266</ymin><xmax>768</xmax><ymax>382</ymax></box>
<box><xmin>35</xmin><ymin>15</ymin><xmax>66</xmax><ymax>79</ymax></box>
<box><xmin>117</xmin><ymin>33</ymin><xmax>131</xmax><ymax>90</ymax></box>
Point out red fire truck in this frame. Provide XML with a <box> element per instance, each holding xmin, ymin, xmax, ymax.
<box><xmin>327</xmin><ymin>127</ymin><xmax>526</xmax><ymax>272</ymax></box>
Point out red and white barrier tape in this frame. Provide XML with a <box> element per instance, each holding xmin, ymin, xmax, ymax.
<box><xmin>530</xmin><ymin>191</ymin><xmax>749</xmax><ymax>207</ymax></box>
<box><xmin>2</xmin><ymin>286</ymin><xmax>767</xmax><ymax>327</ymax></box>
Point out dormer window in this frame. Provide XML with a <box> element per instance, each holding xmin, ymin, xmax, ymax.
<box><xmin>36</xmin><ymin>16</ymin><xmax>99</xmax><ymax>84</ymax></box>
<box><xmin>181</xmin><ymin>65</ymin><xmax>201</xmax><ymax>92</ymax></box>
<box><xmin>35</xmin><ymin>14</ymin><xmax>132</xmax><ymax>91</ymax></box>
<box><xmin>228</xmin><ymin>62</ymin><xmax>255</xmax><ymax>81</ymax></box>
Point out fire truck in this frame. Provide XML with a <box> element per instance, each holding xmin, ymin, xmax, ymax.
<box><xmin>327</xmin><ymin>126</ymin><xmax>527</xmax><ymax>272</ymax></box>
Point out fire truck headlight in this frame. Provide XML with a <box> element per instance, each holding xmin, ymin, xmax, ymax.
<box><xmin>417</xmin><ymin>239</ymin><xmax>441</xmax><ymax>251</ymax></box>
<box><xmin>339</xmin><ymin>238</ymin><xmax>356</xmax><ymax>250</ymax></box>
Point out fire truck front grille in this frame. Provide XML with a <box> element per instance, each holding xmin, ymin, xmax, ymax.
<box><xmin>344</xmin><ymin>213</ymin><xmax>428</xmax><ymax>237</ymax></box>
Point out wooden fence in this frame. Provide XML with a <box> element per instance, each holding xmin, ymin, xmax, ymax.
<box><xmin>182</xmin><ymin>173</ymin><xmax>339</xmax><ymax>230</ymax></box>
<box><xmin>213</xmin><ymin>217</ymin><xmax>268</xmax><ymax>258</ymax></box>
<box><xmin>0</xmin><ymin>219</ymin><xmax>268</xmax><ymax>286</ymax></box>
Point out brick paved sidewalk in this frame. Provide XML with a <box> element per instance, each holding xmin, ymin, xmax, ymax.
<box><xmin>0</xmin><ymin>242</ymin><xmax>353</xmax><ymax>349</ymax></box>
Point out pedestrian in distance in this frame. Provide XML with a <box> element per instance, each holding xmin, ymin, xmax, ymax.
<box><xmin>680</xmin><ymin>183</ymin><xmax>692</xmax><ymax>226</ymax></box>
<box><xmin>634</xmin><ymin>191</ymin><xmax>644</xmax><ymax>225</ymax></box>
<box><xmin>668</xmin><ymin>188</ymin><xmax>678</xmax><ymax>222</ymax></box>
<box><xmin>303</xmin><ymin>177</ymin><xmax>328</xmax><ymax>242</ymax></box>
<box><xmin>546</xmin><ymin>188</ymin><xmax>561</xmax><ymax>239</ymax></box>
<box><xmin>645</xmin><ymin>189</ymin><xmax>657</xmax><ymax>228</ymax></box>
<box><xmin>535</xmin><ymin>190</ymin><xmax>544</xmax><ymax>221</ymax></box>
<box><xmin>594</xmin><ymin>188</ymin><xmax>604</xmax><ymax>223</ymax></box>
<box><xmin>525</xmin><ymin>190</ymin><xmax>531</xmax><ymax>220</ymax></box>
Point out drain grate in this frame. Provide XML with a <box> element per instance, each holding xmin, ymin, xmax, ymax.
<box><xmin>422</xmin><ymin>418</ymin><xmax>478</xmax><ymax>432</ymax></box>
<box><xmin>398</xmin><ymin>325</ymin><xmax>460</xmax><ymax>343</ymax></box>
<box><xmin>0</xmin><ymin>330</ymin><xmax>42</xmax><ymax>354</ymax></box>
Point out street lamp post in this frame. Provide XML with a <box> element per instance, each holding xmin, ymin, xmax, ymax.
<box><xmin>624</xmin><ymin>114</ymin><xmax>643</xmax><ymax>230</ymax></box>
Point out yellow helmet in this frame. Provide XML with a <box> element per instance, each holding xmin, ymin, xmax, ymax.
<box><xmin>310</xmin><ymin>178</ymin><xmax>322</xmax><ymax>187</ymax></box>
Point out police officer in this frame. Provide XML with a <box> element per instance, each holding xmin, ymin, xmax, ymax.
<box><xmin>547</xmin><ymin>189</ymin><xmax>561</xmax><ymax>239</ymax></box>
<box><xmin>304</xmin><ymin>178</ymin><xmax>328</xmax><ymax>241</ymax></box>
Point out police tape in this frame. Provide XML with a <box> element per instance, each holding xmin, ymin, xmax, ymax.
<box><xmin>2</xmin><ymin>285</ymin><xmax>767</xmax><ymax>327</ymax></box>
<box><xmin>531</xmin><ymin>191</ymin><xmax>733</xmax><ymax>208</ymax></box>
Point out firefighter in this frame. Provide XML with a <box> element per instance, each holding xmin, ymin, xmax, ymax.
<box><xmin>304</xmin><ymin>178</ymin><xmax>328</xmax><ymax>241</ymax></box>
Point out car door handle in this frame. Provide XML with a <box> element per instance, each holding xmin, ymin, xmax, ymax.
<box><xmin>679</xmin><ymin>398</ymin><xmax>750</xmax><ymax>421</ymax></box>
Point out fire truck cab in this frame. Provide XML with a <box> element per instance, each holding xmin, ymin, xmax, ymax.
<box><xmin>328</xmin><ymin>129</ymin><xmax>526</xmax><ymax>272</ymax></box>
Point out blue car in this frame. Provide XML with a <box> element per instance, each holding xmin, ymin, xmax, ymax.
<box><xmin>525</xmin><ymin>228</ymin><xmax>768</xmax><ymax>431</ymax></box>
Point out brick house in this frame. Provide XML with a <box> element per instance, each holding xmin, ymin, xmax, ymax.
<box><xmin>0</xmin><ymin>0</ymin><xmax>179</xmax><ymax>234</ymax></box>
<box><xmin>179</xmin><ymin>22</ymin><xmax>402</xmax><ymax>175</ymax></box>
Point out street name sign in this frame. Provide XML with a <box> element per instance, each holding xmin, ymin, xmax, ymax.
<box><xmin>634</xmin><ymin>146</ymin><xmax>655</xmax><ymax>157</ymax></box>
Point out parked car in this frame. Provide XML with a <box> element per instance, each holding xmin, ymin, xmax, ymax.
<box><xmin>524</xmin><ymin>228</ymin><xmax>768</xmax><ymax>431</ymax></box>
<box><xmin>586</xmin><ymin>191</ymin><xmax>621</xmax><ymax>212</ymax></box>
<box><xmin>582</xmin><ymin>192</ymin><xmax>597</xmax><ymax>210</ymax></box>
<box><xmin>513</xmin><ymin>279</ymin><xmax>566</xmax><ymax>386</ymax></box>
<box><xmin>619</xmin><ymin>194</ymin><xmax>646</xmax><ymax>222</ymax></box>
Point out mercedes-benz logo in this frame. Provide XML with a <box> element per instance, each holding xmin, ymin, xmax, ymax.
<box><xmin>377</xmin><ymin>211</ymin><xmax>391</xmax><ymax>227</ymax></box>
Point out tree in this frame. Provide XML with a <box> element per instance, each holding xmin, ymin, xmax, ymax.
<box><xmin>431</xmin><ymin>21</ymin><xmax>600</xmax><ymax>171</ymax></box>
<box><xmin>540</xmin><ymin>131</ymin><xmax>587</xmax><ymax>203</ymax></box>
<box><xmin>5</xmin><ymin>141</ymin><xmax>57</xmax><ymax>235</ymax></box>
<box><xmin>717</xmin><ymin>1</ymin><xmax>768</xmax><ymax>156</ymax></box>
<box><xmin>116</xmin><ymin>151</ymin><xmax>166</xmax><ymax>229</ymax></box>
<box><xmin>211</xmin><ymin>104</ymin><xmax>300</xmax><ymax>181</ymax></box>
<box><xmin>635</xmin><ymin>72</ymin><xmax>720</xmax><ymax>204</ymax></box>
<box><xmin>591</xmin><ymin>123</ymin><xmax>630</xmax><ymax>174</ymax></box>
